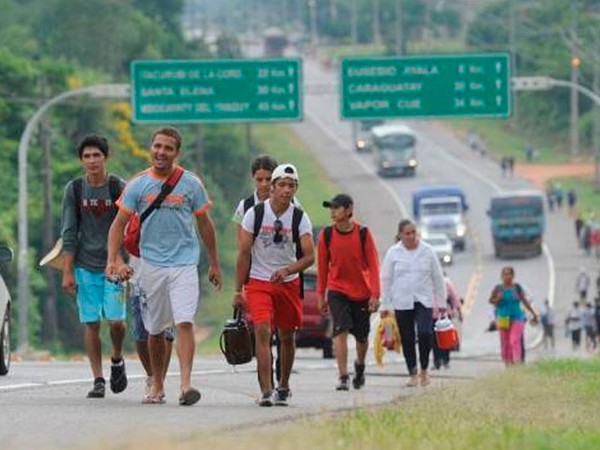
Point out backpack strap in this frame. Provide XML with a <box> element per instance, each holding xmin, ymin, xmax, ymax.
<box><xmin>72</xmin><ymin>177</ymin><xmax>84</xmax><ymax>228</ymax></box>
<box><xmin>291</xmin><ymin>206</ymin><xmax>305</xmax><ymax>299</ymax></box>
<box><xmin>107</xmin><ymin>174</ymin><xmax>123</xmax><ymax>204</ymax></box>
<box><xmin>252</xmin><ymin>202</ymin><xmax>265</xmax><ymax>239</ymax></box>
<box><xmin>243</xmin><ymin>195</ymin><xmax>255</xmax><ymax>214</ymax></box>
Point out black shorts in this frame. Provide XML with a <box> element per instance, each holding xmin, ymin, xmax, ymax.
<box><xmin>327</xmin><ymin>290</ymin><xmax>370</xmax><ymax>343</ymax></box>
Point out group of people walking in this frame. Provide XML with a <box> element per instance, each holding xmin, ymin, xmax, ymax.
<box><xmin>59</xmin><ymin>125</ymin><xmax>466</xmax><ymax>407</ymax></box>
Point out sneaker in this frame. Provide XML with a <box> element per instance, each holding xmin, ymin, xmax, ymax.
<box><xmin>336</xmin><ymin>375</ymin><xmax>350</xmax><ymax>391</ymax></box>
<box><xmin>352</xmin><ymin>361</ymin><xmax>365</xmax><ymax>390</ymax></box>
<box><xmin>258</xmin><ymin>391</ymin><xmax>273</xmax><ymax>407</ymax></box>
<box><xmin>110</xmin><ymin>357</ymin><xmax>128</xmax><ymax>394</ymax></box>
<box><xmin>87</xmin><ymin>378</ymin><xmax>106</xmax><ymax>398</ymax></box>
<box><xmin>419</xmin><ymin>370</ymin><xmax>431</xmax><ymax>387</ymax></box>
<box><xmin>273</xmin><ymin>387</ymin><xmax>290</xmax><ymax>406</ymax></box>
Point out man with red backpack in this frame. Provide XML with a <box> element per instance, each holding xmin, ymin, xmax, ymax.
<box><xmin>317</xmin><ymin>194</ymin><xmax>380</xmax><ymax>391</ymax></box>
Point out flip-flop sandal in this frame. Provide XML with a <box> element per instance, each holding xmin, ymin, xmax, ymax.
<box><xmin>179</xmin><ymin>387</ymin><xmax>201</xmax><ymax>406</ymax></box>
<box><xmin>141</xmin><ymin>395</ymin><xmax>166</xmax><ymax>405</ymax></box>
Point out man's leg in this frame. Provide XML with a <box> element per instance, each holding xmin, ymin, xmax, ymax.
<box><xmin>254</xmin><ymin>323</ymin><xmax>273</xmax><ymax>394</ymax></box>
<box><xmin>85</xmin><ymin>322</ymin><xmax>103</xmax><ymax>379</ymax></box>
<box><xmin>334</xmin><ymin>331</ymin><xmax>349</xmax><ymax>377</ymax></box>
<box><xmin>176</xmin><ymin>321</ymin><xmax>195</xmax><ymax>392</ymax></box>
<box><xmin>148</xmin><ymin>332</ymin><xmax>166</xmax><ymax>398</ymax></box>
<box><xmin>108</xmin><ymin>321</ymin><xmax>125</xmax><ymax>360</ymax></box>
<box><xmin>277</xmin><ymin>328</ymin><xmax>295</xmax><ymax>390</ymax></box>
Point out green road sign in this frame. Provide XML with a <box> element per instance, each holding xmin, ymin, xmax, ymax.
<box><xmin>131</xmin><ymin>59</ymin><xmax>302</xmax><ymax>123</ymax></box>
<box><xmin>340</xmin><ymin>53</ymin><xmax>511</xmax><ymax>119</ymax></box>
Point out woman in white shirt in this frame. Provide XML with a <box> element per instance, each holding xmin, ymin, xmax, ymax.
<box><xmin>380</xmin><ymin>219</ymin><xmax>446</xmax><ymax>387</ymax></box>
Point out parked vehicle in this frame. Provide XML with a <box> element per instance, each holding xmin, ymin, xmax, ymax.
<box><xmin>0</xmin><ymin>245</ymin><xmax>13</xmax><ymax>375</ymax></box>
<box><xmin>422</xmin><ymin>232</ymin><xmax>454</xmax><ymax>266</ymax></box>
<box><xmin>370</xmin><ymin>123</ymin><xmax>418</xmax><ymax>177</ymax></box>
<box><xmin>413</xmin><ymin>185</ymin><xmax>468</xmax><ymax>251</ymax></box>
<box><xmin>488</xmin><ymin>190</ymin><xmax>545</xmax><ymax>258</ymax></box>
<box><xmin>296</xmin><ymin>270</ymin><xmax>333</xmax><ymax>359</ymax></box>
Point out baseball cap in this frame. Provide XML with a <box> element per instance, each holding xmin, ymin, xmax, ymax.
<box><xmin>322</xmin><ymin>193</ymin><xmax>353</xmax><ymax>209</ymax></box>
<box><xmin>271</xmin><ymin>163</ymin><xmax>299</xmax><ymax>183</ymax></box>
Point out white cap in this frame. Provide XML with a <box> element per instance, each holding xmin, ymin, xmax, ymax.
<box><xmin>271</xmin><ymin>163</ymin><xmax>299</xmax><ymax>183</ymax></box>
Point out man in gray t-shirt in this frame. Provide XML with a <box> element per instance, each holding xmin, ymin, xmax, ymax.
<box><xmin>60</xmin><ymin>134</ymin><xmax>128</xmax><ymax>399</ymax></box>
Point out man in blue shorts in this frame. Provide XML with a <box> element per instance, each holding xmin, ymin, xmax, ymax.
<box><xmin>107</xmin><ymin>126</ymin><xmax>222</xmax><ymax>406</ymax></box>
<box><xmin>60</xmin><ymin>135</ymin><xmax>128</xmax><ymax>399</ymax></box>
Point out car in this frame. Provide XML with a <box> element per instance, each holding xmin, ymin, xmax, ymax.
<box><xmin>295</xmin><ymin>270</ymin><xmax>334</xmax><ymax>359</ymax></box>
<box><xmin>0</xmin><ymin>245</ymin><xmax>13</xmax><ymax>375</ymax></box>
<box><xmin>422</xmin><ymin>232</ymin><xmax>454</xmax><ymax>266</ymax></box>
<box><xmin>354</xmin><ymin>119</ymin><xmax>385</xmax><ymax>152</ymax></box>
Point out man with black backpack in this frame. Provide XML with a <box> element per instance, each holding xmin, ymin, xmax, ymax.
<box><xmin>233</xmin><ymin>163</ymin><xmax>315</xmax><ymax>407</ymax></box>
<box><xmin>316</xmin><ymin>194</ymin><xmax>380</xmax><ymax>391</ymax></box>
<box><xmin>60</xmin><ymin>135</ymin><xmax>128</xmax><ymax>399</ymax></box>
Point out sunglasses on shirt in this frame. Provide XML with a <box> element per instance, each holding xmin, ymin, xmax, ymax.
<box><xmin>273</xmin><ymin>219</ymin><xmax>283</xmax><ymax>244</ymax></box>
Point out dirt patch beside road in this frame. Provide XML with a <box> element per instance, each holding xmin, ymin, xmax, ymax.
<box><xmin>515</xmin><ymin>164</ymin><xmax>594</xmax><ymax>189</ymax></box>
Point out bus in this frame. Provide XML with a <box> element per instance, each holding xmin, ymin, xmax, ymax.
<box><xmin>370</xmin><ymin>124</ymin><xmax>418</xmax><ymax>177</ymax></box>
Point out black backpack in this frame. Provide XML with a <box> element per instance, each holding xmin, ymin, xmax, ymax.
<box><xmin>242</xmin><ymin>194</ymin><xmax>255</xmax><ymax>214</ymax></box>
<box><xmin>251</xmin><ymin>202</ymin><xmax>305</xmax><ymax>298</ymax></box>
<box><xmin>322</xmin><ymin>225</ymin><xmax>369</xmax><ymax>266</ymax></box>
<box><xmin>72</xmin><ymin>174</ymin><xmax>123</xmax><ymax>226</ymax></box>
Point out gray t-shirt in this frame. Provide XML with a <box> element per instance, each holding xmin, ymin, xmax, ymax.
<box><xmin>60</xmin><ymin>175</ymin><xmax>125</xmax><ymax>272</ymax></box>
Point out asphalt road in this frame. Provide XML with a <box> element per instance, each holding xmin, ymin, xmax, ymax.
<box><xmin>0</xmin><ymin>57</ymin><xmax>594</xmax><ymax>450</ymax></box>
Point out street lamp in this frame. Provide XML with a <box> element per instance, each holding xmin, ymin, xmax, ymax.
<box><xmin>17</xmin><ymin>83</ymin><xmax>129</xmax><ymax>353</ymax></box>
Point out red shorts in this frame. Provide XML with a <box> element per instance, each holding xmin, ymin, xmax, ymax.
<box><xmin>244</xmin><ymin>278</ymin><xmax>302</xmax><ymax>330</ymax></box>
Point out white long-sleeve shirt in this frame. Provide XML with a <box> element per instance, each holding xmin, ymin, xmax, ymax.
<box><xmin>380</xmin><ymin>240</ymin><xmax>446</xmax><ymax>311</ymax></box>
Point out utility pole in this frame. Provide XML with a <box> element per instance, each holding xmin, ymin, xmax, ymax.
<box><xmin>509</xmin><ymin>0</ymin><xmax>518</xmax><ymax>126</ymax></box>
<box><xmin>594</xmin><ymin>62</ymin><xmax>600</xmax><ymax>190</ymax></box>
<box><xmin>308</xmin><ymin>0</ymin><xmax>318</xmax><ymax>54</ymax></box>
<box><xmin>372</xmin><ymin>0</ymin><xmax>382</xmax><ymax>46</ymax></box>
<box><xmin>570</xmin><ymin>1</ymin><xmax>580</xmax><ymax>158</ymax></box>
<box><xmin>351</xmin><ymin>0</ymin><xmax>358</xmax><ymax>46</ymax></box>
<box><xmin>395</xmin><ymin>0</ymin><xmax>404</xmax><ymax>55</ymax></box>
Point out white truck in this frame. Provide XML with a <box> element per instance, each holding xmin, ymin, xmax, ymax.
<box><xmin>412</xmin><ymin>186</ymin><xmax>468</xmax><ymax>251</ymax></box>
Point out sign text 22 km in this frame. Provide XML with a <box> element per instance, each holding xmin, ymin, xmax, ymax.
<box><xmin>131</xmin><ymin>59</ymin><xmax>302</xmax><ymax>123</ymax></box>
<box><xmin>340</xmin><ymin>53</ymin><xmax>511</xmax><ymax>119</ymax></box>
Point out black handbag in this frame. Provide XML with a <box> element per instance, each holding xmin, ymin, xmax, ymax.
<box><xmin>219</xmin><ymin>307</ymin><xmax>253</xmax><ymax>365</ymax></box>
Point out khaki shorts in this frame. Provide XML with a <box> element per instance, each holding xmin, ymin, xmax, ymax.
<box><xmin>138</xmin><ymin>260</ymin><xmax>199</xmax><ymax>335</ymax></box>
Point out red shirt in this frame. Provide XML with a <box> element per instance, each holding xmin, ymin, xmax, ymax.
<box><xmin>317</xmin><ymin>222</ymin><xmax>381</xmax><ymax>301</ymax></box>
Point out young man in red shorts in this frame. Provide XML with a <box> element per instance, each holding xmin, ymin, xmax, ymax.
<box><xmin>234</xmin><ymin>163</ymin><xmax>315</xmax><ymax>407</ymax></box>
<box><xmin>317</xmin><ymin>194</ymin><xmax>380</xmax><ymax>390</ymax></box>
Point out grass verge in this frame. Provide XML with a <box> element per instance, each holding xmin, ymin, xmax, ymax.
<box><xmin>547</xmin><ymin>176</ymin><xmax>600</xmax><ymax>219</ymax></box>
<box><xmin>101</xmin><ymin>358</ymin><xmax>600</xmax><ymax>450</ymax></box>
<box><xmin>197</xmin><ymin>124</ymin><xmax>337</xmax><ymax>353</ymax></box>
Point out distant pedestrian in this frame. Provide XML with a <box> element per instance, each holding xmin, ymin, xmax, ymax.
<box><xmin>583</xmin><ymin>303</ymin><xmax>597</xmax><ymax>351</ymax></box>
<box><xmin>380</xmin><ymin>219</ymin><xmax>447</xmax><ymax>387</ymax></box>
<box><xmin>507</xmin><ymin>157</ymin><xmax>515</xmax><ymax>178</ymax></box>
<box><xmin>554</xmin><ymin>185</ymin><xmax>564</xmax><ymax>209</ymax></box>
<box><xmin>525</xmin><ymin>143</ymin><xmax>534</xmax><ymax>162</ymax></box>
<box><xmin>565</xmin><ymin>301</ymin><xmax>583</xmax><ymax>351</ymax></box>
<box><xmin>60</xmin><ymin>134</ymin><xmax>128</xmax><ymax>399</ymax></box>
<box><xmin>567</xmin><ymin>189</ymin><xmax>577</xmax><ymax>216</ymax></box>
<box><xmin>539</xmin><ymin>299</ymin><xmax>555</xmax><ymax>350</ymax></box>
<box><xmin>596</xmin><ymin>270</ymin><xmax>600</xmax><ymax>298</ymax></box>
<box><xmin>575</xmin><ymin>213</ymin><xmax>584</xmax><ymax>246</ymax></box>
<box><xmin>500</xmin><ymin>157</ymin><xmax>508</xmax><ymax>178</ymax></box>
<box><xmin>317</xmin><ymin>194</ymin><xmax>380</xmax><ymax>391</ymax></box>
<box><xmin>546</xmin><ymin>184</ymin><xmax>555</xmax><ymax>212</ymax></box>
<box><xmin>488</xmin><ymin>266</ymin><xmax>538</xmax><ymax>366</ymax></box>
<box><xmin>576</xmin><ymin>267</ymin><xmax>591</xmax><ymax>301</ymax></box>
